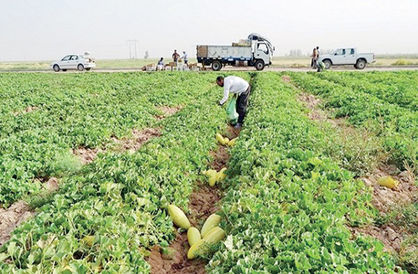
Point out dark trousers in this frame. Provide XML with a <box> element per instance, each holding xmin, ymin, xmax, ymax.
<box><xmin>236</xmin><ymin>85</ymin><xmax>250</xmax><ymax>124</ymax></box>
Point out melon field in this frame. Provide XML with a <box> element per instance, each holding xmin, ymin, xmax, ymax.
<box><xmin>0</xmin><ymin>71</ymin><xmax>416</xmax><ymax>273</ymax></box>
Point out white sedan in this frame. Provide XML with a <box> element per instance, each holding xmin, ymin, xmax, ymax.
<box><xmin>51</xmin><ymin>55</ymin><xmax>96</xmax><ymax>72</ymax></box>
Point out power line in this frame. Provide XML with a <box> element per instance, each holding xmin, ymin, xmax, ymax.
<box><xmin>127</xmin><ymin>40</ymin><xmax>139</xmax><ymax>59</ymax></box>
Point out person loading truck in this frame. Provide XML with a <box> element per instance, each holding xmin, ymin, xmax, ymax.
<box><xmin>216</xmin><ymin>75</ymin><xmax>250</xmax><ymax>129</ymax></box>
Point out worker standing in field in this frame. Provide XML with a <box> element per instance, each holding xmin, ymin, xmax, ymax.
<box><xmin>313</xmin><ymin>46</ymin><xmax>320</xmax><ymax>70</ymax></box>
<box><xmin>172</xmin><ymin>50</ymin><xmax>180</xmax><ymax>66</ymax></box>
<box><xmin>216</xmin><ymin>75</ymin><xmax>250</xmax><ymax>129</ymax></box>
<box><xmin>182</xmin><ymin>51</ymin><xmax>188</xmax><ymax>65</ymax></box>
<box><xmin>311</xmin><ymin>48</ymin><xmax>316</xmax><ymax>68</ymax></box>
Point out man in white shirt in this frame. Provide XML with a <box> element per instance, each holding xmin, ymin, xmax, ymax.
<box><xmin>182</xmin><ymin>51</ymin><xmax>188</xmax><ymax>65</ymax></box>
<box><xmin>216</xmin><ymin>75</ymin><xmax>251</xmax><ymax>129</ymax></box>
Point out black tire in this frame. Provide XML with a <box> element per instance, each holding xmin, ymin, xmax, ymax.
<box><xmin>85</xmin><ymin>68</ymin><xmax>91</xmax><ymax>71</ymax></box>
<box><xmin>62</xmin><ymin>69</ymin><xmax>67</xmax><ymax>72</ymax></box>
<box><xmin>323</xmin><ymin>59</ymin><xmax>332</xmax><ymax>69</ymax></box>
<box><xmin>77</xmin><ymin>64</ymin><xmax>84</xmax><ymax>71</ymax></box>
<box><xmin>211</xmin><ymin>60</ymin><xmax>222</xmax><ymax>71</ymax></box>
<box><xmin>356</xmin><ymin>59</ymin><xmax>366</xmax><ymax>70</ymax></box>
<box><xmin>53</xmin><ymin>64</ymin><xmax>60</xmax><ymax>72</ymax></box>
<box><xmin>255</xmin><ymin>59</ymin><xmax>265</xmax><ymax>71</ymax></box>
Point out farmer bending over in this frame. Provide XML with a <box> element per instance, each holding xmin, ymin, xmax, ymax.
<box><xmin>216</xmin><ymin>75</ymin><xmax>250</xmax><ymax>129</ymax></box>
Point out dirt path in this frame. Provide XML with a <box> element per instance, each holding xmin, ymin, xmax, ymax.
<box><xmin>0</xmin><ymin>201</ymin><xmax>34</xmax><ymax>245</ymax></box>
<box><xmin>286</xmin><ymin>74</ymin><xmax>417</xmax><ymax>259</ymax></box>
<box><xmin>354</xmin><ymin>165</ymin><xmax>417</xmax><ymax>253</ymax></box>
<box><xmin>3</xmin><ymin>66</ymin><xmax>418</xmax><ymax>74</ymax></box>
<box><xmin>74</xmin><ymin>106</ymin><xmax>182</xmax><ymax>164</ymax></box>
<box><xmin>148</xmin><ymin>127</ymin><xmax>240</xmax><ymax>274</ymax></box>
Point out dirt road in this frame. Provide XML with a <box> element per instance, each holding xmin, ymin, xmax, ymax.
<box><xmin>1</xmin><ymin>66</ymin><xmax>417</xmax><ymax>73</ymax></box>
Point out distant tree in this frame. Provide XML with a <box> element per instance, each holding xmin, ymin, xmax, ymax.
<box><xmin>144</xmin><ymin>50</ymin><xmax>149</xmax><ymax>59</ymax></box>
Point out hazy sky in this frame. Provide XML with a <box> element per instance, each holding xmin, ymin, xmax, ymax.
<box><xmin>1</xmin><ymin>0</ymin><xmax>417</xmax><ymax>61</ymax></box>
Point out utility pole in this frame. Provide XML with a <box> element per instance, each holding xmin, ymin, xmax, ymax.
<box><xmin>127</xmin><ymin>40</ymin><xmax>138</xmax><ymax>59</ymax></box>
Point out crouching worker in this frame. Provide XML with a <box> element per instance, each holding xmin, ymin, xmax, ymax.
<box><xmin>216</xmin><ymin>75</ymin><xmax>250</xmax><ymax>129</ymax></box>
<box><xmin>157</xmin><ymin>57</ymin><xmax>164</xmax><ymax>71</ymax></box>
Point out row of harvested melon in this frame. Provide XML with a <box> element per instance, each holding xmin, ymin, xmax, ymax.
<box><xmin>168</xmin><ymin>205</ymin><xmax>225</xmax><ymax>259</ymax></box>
<box><xmin>216</xmin><ymin>133</ymin><xmax>237</xmax><ymax>147</ymax></box>
<box><xmin>201</xmin><ymin>133</ymin><xmax>237</xmax><ymax>187</ymax></box>
<box><xmin>164</xmin><ymin>134</ymin><xmax>236</xmax><ymax>259</ymax></box>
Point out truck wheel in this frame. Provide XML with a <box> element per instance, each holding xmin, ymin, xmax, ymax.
<box><xmin>77</xmin><ymin>64</ymin><xmax>85</xmax><ymax>71</ymax></box>
<box><xmin>211</xmin><ymin>60</ymin><xmax>222</xmax><ymax>71</ymax></box>
<box><xmin>356</xmin><ymin>59</ymin><xmax>366</xmax><ymax>70</ymax></box>
<box><xmin>86</xmin><ymin>68</ymin><xmax>91</xmax><ymax>71</ymax></box>
<box><xmin>323</xmin><ymin>60</ymin><xmax>332</xmax><ymax>69</ymax></box>
<box><xmin>53</xmin><ymin>65</ymin><xmax>60</xmax><ymax>72</ymax></box>
<box><xmin>255</xmin><ymin>60</ymin><xmax>265</xmax><ymax>71</ymax></box>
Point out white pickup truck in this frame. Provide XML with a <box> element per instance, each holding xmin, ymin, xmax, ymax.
<box><xmin>319</xmin><ymin>48</ymin><xmax>375</xmax><ymax>70</ymax></box>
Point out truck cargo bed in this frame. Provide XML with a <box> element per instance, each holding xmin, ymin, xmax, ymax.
<box><xmin>197</xmin><ymin>45</ymin><xmax>252</xmax><ymax>61</ymax></box>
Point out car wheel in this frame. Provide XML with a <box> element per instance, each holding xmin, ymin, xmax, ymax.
<box><xmin>77</xmin><ymin>64</ymin><xmax>85</xmax><ymax>71</ymax></box>
<box><xmin>53</xmin><ymin>65</ymin><xmax>60</xmax><ymax>72</ymax></box>
<box><xmin>323</xmin><ymin>59</ymin><xmax>332</xmax><ymax>69</ymax></box>
<box><xmin>255</xmin><ymin>60</ymin><xmax>265</xmax><ymax>71</ymax></box>
<box><xmin>211</xmin><ymin>60</ymin><xmax>222</xmax><ymax>71</ymax></box>
<box><xmin>356</xmin><ymin>59</ymin><xmax>366</xmax><ymax>70</ymax></box>
<box><xmin>62</xmin><ymin>69</ymin><xmax>67</xmax><ymax>72</ymax></box>
<box><xmin>85</xmin><ymin>68</ymin><xmax>91</xmax><ymax>71</ymax></box>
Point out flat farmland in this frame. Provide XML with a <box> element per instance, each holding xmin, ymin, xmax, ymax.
<box><xmin>0</xmin><ymin>71</ymin><xmax>416</xmax><ymax>273</ymax></box>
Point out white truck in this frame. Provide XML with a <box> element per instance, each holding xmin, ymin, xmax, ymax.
<box><xmin>319</xmin><ymin>48</ymin><xmax>375</xmax><ymax>70</ymax></box>
<box><xmin>196</xmin><ymin>33</ymin><xmax>274</xmax><ymax>71</ymax></box>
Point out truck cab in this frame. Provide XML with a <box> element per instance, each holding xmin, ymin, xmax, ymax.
<box><xmin>252</xmin><ymin>41</ymin><xmax>273</xmax><ymax>70</ymax></box>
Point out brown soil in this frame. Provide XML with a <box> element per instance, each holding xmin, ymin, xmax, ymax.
<box><xmin>12</xmin><ymin>106</ymin><xmax>39</xmax><ymax>116</ymax></box>
<box><xmin>73</xmin><ymin>147</ymin><xmax>101</xmax><ymax>164</ymax></box>
<box><xmin>298</xmin><ymin>92</ymin><xmax>327</xmax><ymax>121</ymax></box>
<box><xmin>209</xmin><ymin>146</ymin><xmax>230</xmax><ymax>171</ymax></box>
<box><xmin>112</xmin><ymin>128</ymin><xmax>162</xmax><ymax>152</ymax></box>
<box><xmin>44</xmin><ymin>177</ymin><xmax>59</xmax><ymax>192</ymax></box>
<box><xmin>0</xmin><ymin>201</ymin><xmax>34</xmax><ymax>246</ymax></box>
<box><xmin>148</xmin><ymin>235</ymin><xmax>206</xmax><ymax>274</ymax></box>
<box><xmin>34</xmin><ymin>176</ymin><xmax>60</xmax><ymax>192</ymax></box>
<box><xmin>281</xmin><ymin>75</ymin><xmax>291</xmax><ymax>83</ymax></box>
<box><xmin>2</xmin><ymin>176</ymin><xmax>60</xmax><ymax>246</ymax></box>
<box><xmin>298</xmin><ymin>91</ymin><xmax>358</xmax><ymax>136</ymax></box>
<box><xmin>156</xmin><ymin>106</ymin><xmax>182</xmax><ymax>120</ymax></box>
<box><xmin>189</xmin><ymin>183</ymin><xmax>223</xmax><ymax>226</ymax></box>
<box><xmin>225</xmin><ymin>126</ymin><xmax>241</xmax><ymax>140</ymax></box>
<box><xmin>147</xmin><ymin>182</ymin><xmax>223</xmax><ymax>274</ymax></box>
<box><xmin>147</xmin><ymin>128</ymin><xmax>234</xmax><ymax>274</ymax></box>
<box><xmin>74</xmin><ymin>128</ymin><xmax>162</xmax><ymax>162</ymax></box>
<box><xmin>24</xmin><ymin>106</ymin><xmax>39</xmax><ymax>113</ymax></box>
<box><xmin>348</xmin><ymin>224</ymin><xmax>405</xmax><ymax>252</ymax></box>
<box><xmin>361</xmin><ymin>165</ymin><xmax>417</xmax><ymax>214</ymax></box>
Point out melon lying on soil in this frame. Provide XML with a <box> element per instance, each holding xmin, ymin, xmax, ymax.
<box><xmin>167</xmin><ymin>204</ymin><xmax>191</xmax><ymax>229</ymax></box>
<box><xmin>201</xmin><ymin>214</ymin><xmax>221</xmax><ymax>237</ymax></box>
